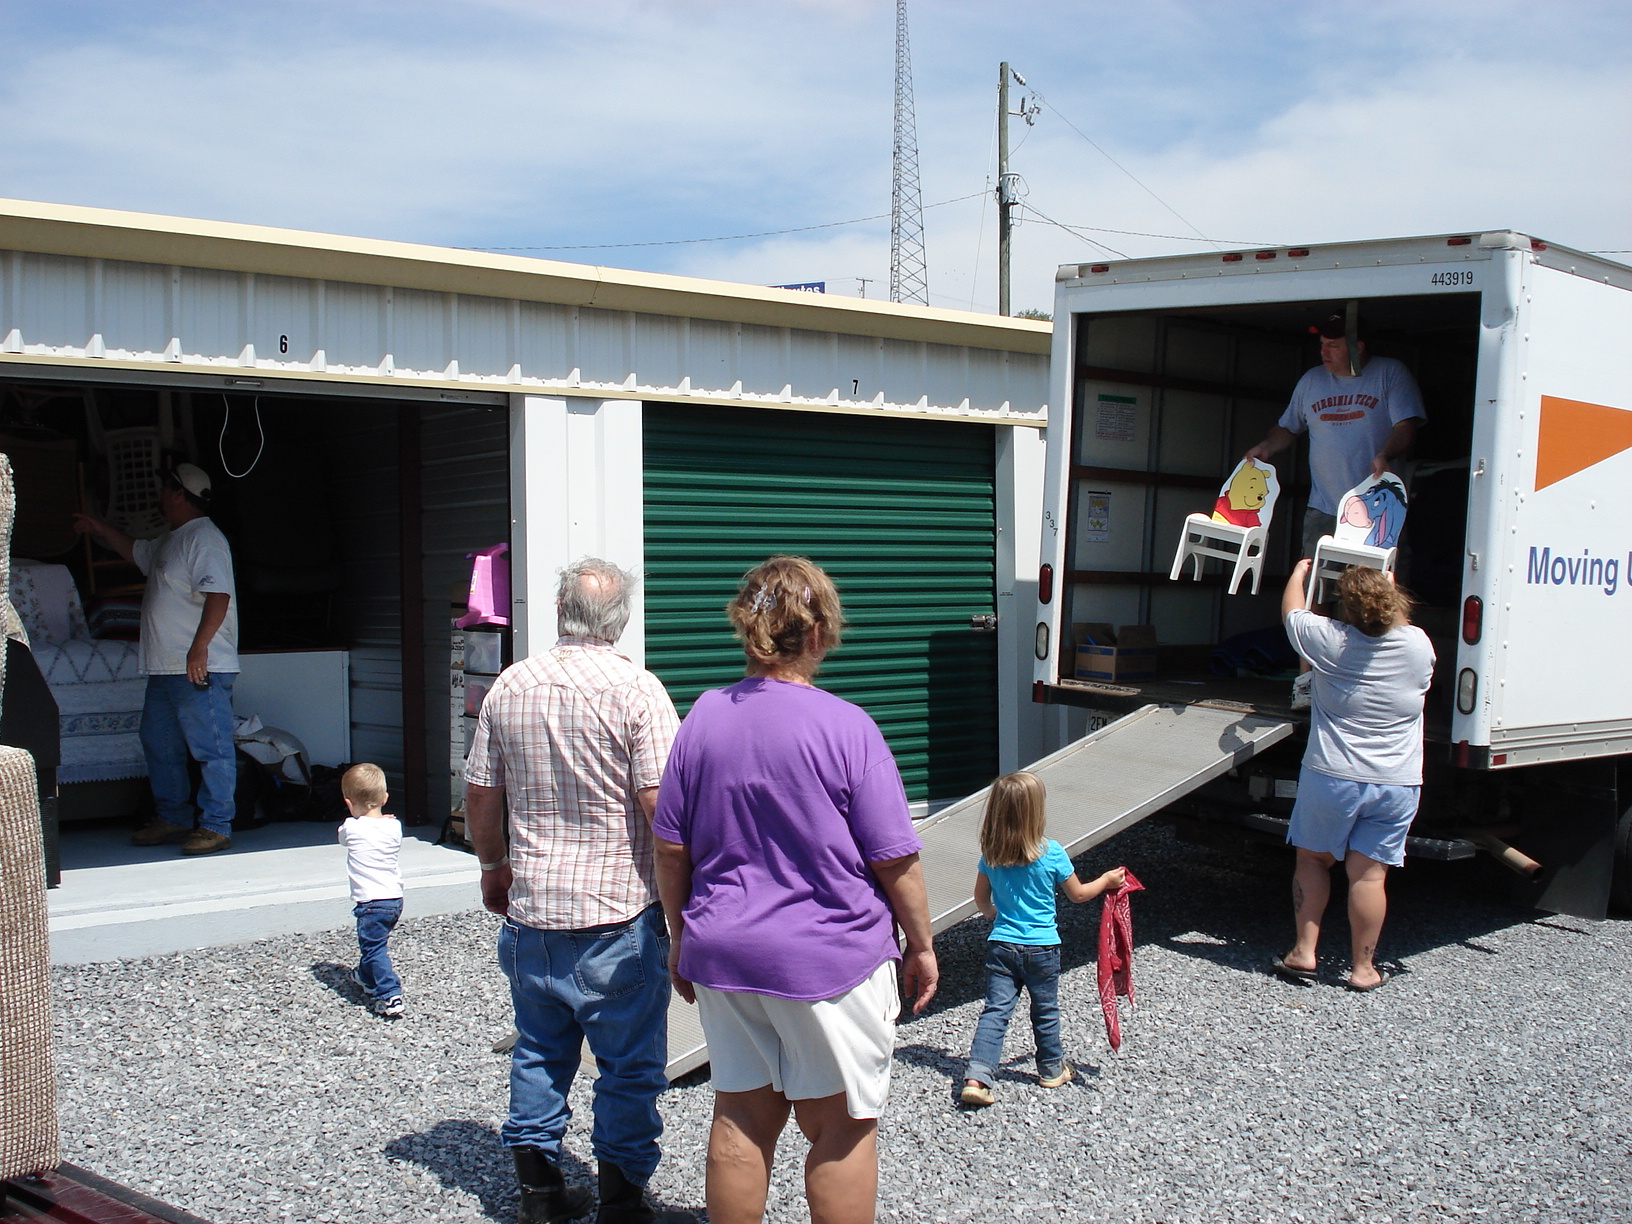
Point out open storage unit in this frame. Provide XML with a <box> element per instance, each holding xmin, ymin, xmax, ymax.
<box><xmin>1</xmin><ymin>380</ymin><xmax>510</xmax><ymax>831</ymax></box>
<box><xmin>0</xmin><ymin>197</ymin><xmax>1055</xmax><ymax>859</ymax></box>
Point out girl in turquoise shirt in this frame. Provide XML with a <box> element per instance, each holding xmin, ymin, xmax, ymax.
<box><xmin>961</xmin><ymin>771</ymin><xmax>1125</xmax><ymax>1106</ymax></box>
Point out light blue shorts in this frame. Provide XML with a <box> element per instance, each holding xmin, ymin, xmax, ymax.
<box><xmin>1286</xmin><ymin>766</ymin><xmax>1420</xmax><ymax>867</ymax></box>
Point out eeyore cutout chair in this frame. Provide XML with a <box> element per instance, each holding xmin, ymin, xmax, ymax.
<box><xmin>1169</xmin><ymin>458</ymin><xmax>1281</xmax><ymax>595</ymax></box>
<box><xmin>1305</xmin><ymin>473</ymin><xmax>1409</xmax><ymax>609</ymax></box>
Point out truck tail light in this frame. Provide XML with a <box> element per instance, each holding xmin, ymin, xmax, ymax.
<box><xmin>1461</xmin><ymin>595</ymin><xmax>1482</xmax><ymax>644</ymax></box>
<box><xmin>1222</xmin><ymin>253</ymin><xmax>1243</xmax><ymax>263</ymax></box>
<box><xmin>1457</xmin><ymin>668</ymin><xmax>1478</xmax><ymax>715</ymax></box>
<box><xmin>1038</xmin><ymin>562</ymin><xmax>1054</xmax><ymax>604</ymax></box>
<box><xmin>1286</xmin><ymin>248</ymin><xmax>1309</xmax><ymax>258</ymax></box>
<box><xmin>1447</xmin><ymin>236</ymin><xmax>1473</xmax><ymax>246</ymax></box>
<box><xmin>1254</xmin><ymin>251</ymin><xmax>1276</xmax><ymax>260</ymax></box>
<box><xmin>1034</xmin><ymin>622</ymin><xmax>1050</xmax><ymax>661</ymax></box>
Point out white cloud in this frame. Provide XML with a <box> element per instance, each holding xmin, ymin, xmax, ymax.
<box><xmin>0</xmin><ymin>0</ymin><xmax>1624</xmax><ymax>320</ymax></box>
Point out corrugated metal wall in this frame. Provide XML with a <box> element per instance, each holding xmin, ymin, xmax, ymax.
<box><xmin>324</xmin><ymin>406</ymin><xmax>404</xmax><ymax>785</ymax></box>
<box><xmin>643</xmin><ymin>403</ymin><xmax>999</xmax><ymax>805</ymax></box>
<box><xmin>417</xmin><ymin>406</ymin><xmax>510</xmax><ymax>826</ymax></box>
<box><xmin>316</xmin><ymin>401</ymin><xmax>509</xmax><ymax>821</ymax></box>
<box><xmin>1</xmin><ymin>248</ymin><xmax>1049</xmax><ymax>425</ymax></box>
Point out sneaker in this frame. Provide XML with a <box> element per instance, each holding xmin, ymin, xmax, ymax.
<box><xmin>348</xmin><ymin>969</ymin><xmax>369</xmax><ymax>994</ymax></box>
<box><xmin>180</xmin><ymin>829</ymin><xmax>232</xmax><ymax>856</ymax></box>
<box><xmin>1290</xmin><ymin>671</ymin><xmax>1312</xmax><ymax>711</ymax></box>
<box><xmin>372</xmin><ymin>996</ymin><xmax>404</xmax><ymax>1019</ymax></box>
<box><xmin>1039</xmin><ymin>1067</ymin><xmax>1074</xmax><ymax>1088</ymax></box>
<box><xmin>131</xmin><ymin>819</ymin><xmax>190</xmax><ymax>847</ymax></box>
<box><xmin>959</xmin><ymin>1081</ymin><xmax>994</xmax><ymax>1107</ymax></box>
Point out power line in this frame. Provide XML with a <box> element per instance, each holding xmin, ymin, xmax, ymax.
<box><xmin>1020</xmin><ymin>206</ymin><xmax>1276</xmax><ymax>249</ymax></box>
<box><xmin>1016</xmin><ymin>74</ymin><xmax>1220</xmax><ymax>251</ymax></box>
<box><xmin>1017</xmin><ymin>202</ymin><xmax>1128</xmax><ymax>259</ymax></box>
<box><xmin>464</xmin><ymin>192</ymin><xmax>986</xmax><ymax>254</ymax></box>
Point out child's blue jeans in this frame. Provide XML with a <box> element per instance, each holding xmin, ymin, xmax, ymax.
<box><xmin>354</xmin><ymin>898</ymin><xmax>403</xmax><ymax>1000</ymax></box>
<box><xmin>966</xmin><ymin>941</ymin><xmax>1063</xmax><ymax>1086</ymax></box>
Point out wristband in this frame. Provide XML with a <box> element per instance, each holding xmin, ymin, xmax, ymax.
<box><xmin>479</xmin><ymin>855</ymin><xmax>510</xmax><ymax>872</ymax></box>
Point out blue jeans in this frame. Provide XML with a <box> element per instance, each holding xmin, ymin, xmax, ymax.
<box><xmin>140</xmin><ymin>673</ymin><xmax>237</xmax><ymax>836</ymax></box>
<box><xmin>498</xmin><ymin>904</ymin><xmax>670</xmax><ymax>1182</ymax></box>
<box><xmin>965</xmin><ymin>941</ymin><xmax>1063</xmax><ymax>1086</ymax></box>
<box><xmin>354</xmin><ymin>898</ymin><xmax>403</xmax><ymax>1000</ymax></box>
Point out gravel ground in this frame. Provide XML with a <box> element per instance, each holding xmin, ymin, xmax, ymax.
<box><xmin>54</xmin><ymin>820</ymin><xmax>1632</xmax><ymax>1223</ymax></box>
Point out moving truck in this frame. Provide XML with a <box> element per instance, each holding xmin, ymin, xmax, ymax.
<box><xmin>1032</xmin><ymin>231</ymin><xmax>1632</xmax><ymax>919</ymax></box>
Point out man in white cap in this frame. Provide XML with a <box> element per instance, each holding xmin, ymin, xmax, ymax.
<box><xmin>74</xmin><ymin>462</ymin><xmax>241</xmax><ymax>855</ymax></box>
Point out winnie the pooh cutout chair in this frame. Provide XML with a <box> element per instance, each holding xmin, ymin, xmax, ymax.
<box><xmin>1304</xmin><ymin>472</ymin><xmax>1409</xmax><ymax>609</ymax></box>
<box><xmin>1169</xmin><ymin>457</ymin><xmax>1281</xmax><ymax>595</ymax></box>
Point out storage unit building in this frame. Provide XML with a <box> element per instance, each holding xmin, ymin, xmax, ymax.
<box><xmin>0</xmin><ymin>198</ymin><xmax>1053</xmax><ymax>829</ymax></box>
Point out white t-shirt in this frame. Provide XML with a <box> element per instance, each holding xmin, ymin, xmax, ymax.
<box><xmin>1278</xmin><ymin>355</ymin><xmax>1426</xmax><ymax>514</ymax></box>
<box><xmin>340</xmin><ymin>816</ymin><xmax>404</xmax><ymax>902</ymax></box>
<box><xmin>131</xmin><ymin>517</ymin><xmax>239</xmax><ymax>675</ymax></box>
<box><xmin>1284</xmin><ymin>608</ymin><xmax>1435</xmax><ymax>785</ymax></box>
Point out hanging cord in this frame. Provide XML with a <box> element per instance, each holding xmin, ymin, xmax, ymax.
<box><xmin>218</xmin><ymin>394</ymin><xmax>266</xmax><ymax>478</ymax></box>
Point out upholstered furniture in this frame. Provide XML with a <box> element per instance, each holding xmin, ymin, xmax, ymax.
<box><xmin>9</xmin><ymin>561</ymin><xmax>146</xmax><ymax>785</ymax></box>
<box><xmin>0</xmin><ymin>450</ymin><xmax>60</xmax><ymax>1181</ymax></box>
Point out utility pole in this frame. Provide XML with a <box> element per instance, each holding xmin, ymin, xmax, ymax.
<box><xmin>998</xmin><ymin>61</ymin><xmax>1013</xmax><ymax>317</ymax></box>
<box><xmin>996</xmin><ymin>65</ymin><xmax>1037</xmax><ymax>316</ymax></box>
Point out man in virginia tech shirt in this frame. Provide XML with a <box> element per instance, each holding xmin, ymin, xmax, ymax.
<box><xmin>1243</xmin><ymin>312</ymin><xmax>1426</xmax><ymax>708</ymax></box>
<box><xmin>75</xmin><ymin>462</ymin><xmax>240</xmax><ymax>855</ymax></box>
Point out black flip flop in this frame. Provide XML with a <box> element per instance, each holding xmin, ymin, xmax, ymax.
<box><xmin>1345</xmin><ymin>970</ymin><xmax>1392</xmax><ymax>993</ymax></box>
<box><xmin>1270</xmin><ymin>955</ymin><xmax>1318</xmax><ymax>984</ymax></box>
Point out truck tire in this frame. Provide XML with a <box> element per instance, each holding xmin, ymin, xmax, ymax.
<box><xmin>1614</xmin><ymin>806</ymin><xmax>1632</xmax><ymax>915</ymax></box>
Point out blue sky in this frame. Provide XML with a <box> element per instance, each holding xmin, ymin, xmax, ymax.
<box><xmin>2</xmin><ymin>0</ymin><xmax>1627</xmax><ymax>314</ymax></box>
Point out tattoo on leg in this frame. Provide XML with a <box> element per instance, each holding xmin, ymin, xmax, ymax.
<box><xmin>1292</xmin><ymin>880</ymin><xmax>1305</xmax><ymax>913</ymax></box>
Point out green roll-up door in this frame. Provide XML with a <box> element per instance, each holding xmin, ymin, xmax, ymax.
<box><xmin>643</xmin><ymin>403</ymin><xmax>998</xmax><ymax>806</ymax></box>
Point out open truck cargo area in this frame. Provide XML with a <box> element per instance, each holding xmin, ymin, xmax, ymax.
<box><xmin>1033</xmin><ymin>231</ymin><xmax>1632</xmax><ymax>918</ymax></box>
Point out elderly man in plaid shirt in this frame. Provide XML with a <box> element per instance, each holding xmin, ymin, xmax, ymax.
<box><xmin>466</xmin><ymin>558</ymin><xmax>689</xmax><ymax>1224</ymax></box>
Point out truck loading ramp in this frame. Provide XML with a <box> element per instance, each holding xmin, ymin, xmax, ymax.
<box><xmin>660</xmin><ymin>702</ymin><xmax>1294</xmax><ymax>1078</ymax></box>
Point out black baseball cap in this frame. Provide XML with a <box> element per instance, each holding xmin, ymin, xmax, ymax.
<box><xmin>1312</xmin><ymin>312</ymin><xmax>1364</xmax><ymax>341</ymax></box>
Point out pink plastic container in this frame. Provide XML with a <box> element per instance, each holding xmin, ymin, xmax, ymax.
<box><xmin>456</xmin><ymin>543</ymin><xmax>511</xmax><ymax>628</ymax></box>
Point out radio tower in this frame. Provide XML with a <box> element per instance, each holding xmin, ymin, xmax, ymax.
<box><xmin>889</xmin><ymin>0</ymin><xmax>928</xmax><ymax>305</ymax></box>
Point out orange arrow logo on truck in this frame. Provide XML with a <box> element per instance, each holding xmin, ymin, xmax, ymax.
<box><xmin>1534</xmin><ymin>395</ymin><xmax>1632</xmax><ymax>491</ymax></box>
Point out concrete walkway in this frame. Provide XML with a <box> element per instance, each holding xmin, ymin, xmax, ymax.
<box><xmin>48</xmin><ymin>820</ymin><xmax>482</xmax><ymax>964</ymax></box>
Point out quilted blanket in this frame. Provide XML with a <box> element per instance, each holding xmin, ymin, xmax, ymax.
<box><xmin>10</xmin><ymin>562</ymin><xmax>147</xmax><ymax>784</ymax></box>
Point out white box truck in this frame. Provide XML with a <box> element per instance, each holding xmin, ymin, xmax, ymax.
<box><xmin>1032</xmin><ymin>231</ymin><xmax>1632</xmax><ymax>918</ymax></box>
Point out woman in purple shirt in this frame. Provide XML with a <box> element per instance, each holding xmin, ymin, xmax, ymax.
<box><xmin>654</xmin><ymin>555</ymin><xmax>938</xmax><ymax>1224</ymax></box>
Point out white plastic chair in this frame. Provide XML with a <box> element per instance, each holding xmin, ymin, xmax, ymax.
<box><xmin>1305</xmin><ymin>473</ymin><xmax>1409</xmax><ymax>608</ymax></box>
<box><xmin>1169</xmin><ymin>458</ymin><xmax>1281</xmax><ymax>595</ymax></box>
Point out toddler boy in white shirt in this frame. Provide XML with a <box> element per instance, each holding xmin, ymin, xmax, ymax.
<box><xmin>339</xmin><ymin>763</ymin><xmax>405</xmax><ymax>1018</ymax></box>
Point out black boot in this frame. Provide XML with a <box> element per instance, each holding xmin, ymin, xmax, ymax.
<box><xmin>595</xmin><ymin>1160</ymin><xmax>694</xmax><ymax>1223</ymax></box>
<box><xmin>513</xmin><ymin>1147</ymin><xmax>592</xmax><ymax>1224</ymax></box>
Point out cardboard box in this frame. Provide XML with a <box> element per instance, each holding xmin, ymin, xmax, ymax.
<box><xmin>1073</xmin><ymin>623</ymin><xmax>1158</xmax><ymax>683</ymax></box>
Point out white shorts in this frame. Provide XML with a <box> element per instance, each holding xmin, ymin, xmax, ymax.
<box><xmin>694</xmin><ymin>960</ymin><xmax>901</xmax><ymax>1119</ymax></box>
